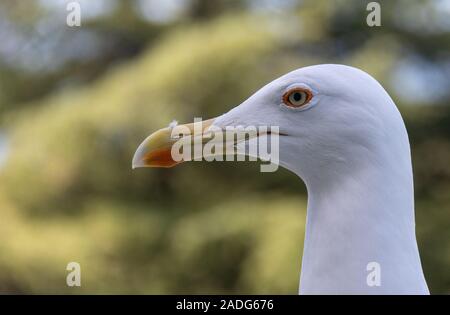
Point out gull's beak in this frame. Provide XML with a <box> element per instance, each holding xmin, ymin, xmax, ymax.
<box><xmin>132</xmin><ymin>118</ymin><xmax>216</xmax><ymax>169</ymax></box>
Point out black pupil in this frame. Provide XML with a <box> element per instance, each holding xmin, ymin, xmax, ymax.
<box><xmin>293</xmin><ymin>92</ymin><xmax>302</xmax><ymax>102</ymax></box>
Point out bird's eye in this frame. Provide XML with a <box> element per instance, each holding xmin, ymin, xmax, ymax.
<box><xmin>282</xmin><ymin>88</ymin><xmax>313</xmax><ymax>108</ymax></box>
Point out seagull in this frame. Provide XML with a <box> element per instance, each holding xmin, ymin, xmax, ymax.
<box><xmin>132</xmin><ymin>64</ymin><xmax>429</xmax><ymax>294</ymax></box>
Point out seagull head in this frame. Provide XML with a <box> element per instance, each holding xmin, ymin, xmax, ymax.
<box><xmin>132</xmin><ymin>64</ymin><xmax>428</xmax><ymax>294</ymax></box>
<box><xmin>133</xmin><ymin>64</ymin><xmax>405</xmax><ymax>186</ymax></box>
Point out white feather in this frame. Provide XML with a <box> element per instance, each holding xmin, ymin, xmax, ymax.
<box><xmin>213</xmin><ymin>64</ymin><xmax>429</xmax><ymax>294</ymax></box>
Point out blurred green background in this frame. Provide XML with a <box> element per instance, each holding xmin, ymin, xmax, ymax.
<box><xmin>0</xmin><ymin>0</ymin><xmax>449</xmax><ymax>294</ymax></box>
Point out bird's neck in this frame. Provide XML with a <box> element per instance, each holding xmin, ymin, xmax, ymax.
<box><xmin>297</xmin><ymin>150</ymin><xmax>429</xmax><ymax>294</ymax></box>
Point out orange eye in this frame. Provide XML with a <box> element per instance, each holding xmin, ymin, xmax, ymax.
<box><xmin>282</xmin><ymin>88</ymin><xmax>313</xmax><ymax>108</ymax></box>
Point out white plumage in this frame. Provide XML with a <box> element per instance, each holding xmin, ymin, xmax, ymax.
<box><xmin>134</xmin><ymin>64</ymin><xmax>429</xmax><ymax>294</ymax></box>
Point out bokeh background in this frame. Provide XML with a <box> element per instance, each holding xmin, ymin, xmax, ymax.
<box><xmin>0</xmin><ymin>0</ymin><xmax>449</xmax><ymax>294</ymax></box>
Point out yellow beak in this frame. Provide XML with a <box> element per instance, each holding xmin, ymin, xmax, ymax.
<box><xmin>132</xmin><ymin>118</ymin><xmax>216</xmax><ymax>169</ymax></box>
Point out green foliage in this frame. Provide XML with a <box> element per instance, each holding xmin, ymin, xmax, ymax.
<box><xmin>0</xmin><ymin>15</ymin><xmax>306</xmax><ymax>293</ymax></box>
